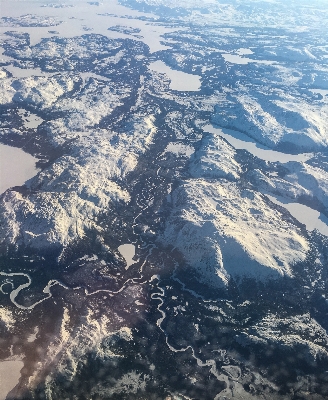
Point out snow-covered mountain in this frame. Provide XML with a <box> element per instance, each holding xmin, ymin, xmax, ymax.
<box><xmin>1</xmin><ymin>0</ymin><xmax>328</xmax><ymax>399</ymax></box>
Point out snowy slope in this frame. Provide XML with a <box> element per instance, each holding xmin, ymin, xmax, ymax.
<box><xmin>162</xmin><ymin>180</ymin><xmax>309</xmax><ymax>287</ymax></box>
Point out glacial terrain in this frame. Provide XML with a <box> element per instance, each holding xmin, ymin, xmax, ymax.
<box><xmin>0</xmin><ymin>0</ymin><xmax>328</xmax><ymax>399</ymax></box>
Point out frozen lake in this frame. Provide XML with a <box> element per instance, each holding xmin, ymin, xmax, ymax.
<box><xmin>310</xmin><ymin>88</ymin><xmax>328</xmax><ymax>97</ymax></box>
<box><xmin>0</xmin><ymin>360</ymin><xmax>24</xmax><ymax>400</ymax></box>
<box><xmin>0</xmin><ymin>143</ymin><xmax>39</xmax><ymax>194</ymax></box>
<box><xmin>4</xmin><ymin>64</ymin><xmax>53</xmax><ymax>78</ymax></box>
<box><xmin>203</xmin><ymin>124</ymin><xmax>312</xmax><ymax>163</ymax></box>
<box><xmin>149</xmin><ymin>61</ymin><xmax>201</xmax><ymax>91</ymax></box>
<box><xmin>236</xmin><ymin>48</ymin><xmax>254</xmax><ymax>55</ymax></box>
<box><xmin>0</xmin><ymin>0</ymin><xmax>181</xmax><ymax>53</ymax></box>
<box><xmin>17</xmin><ymin>109</ymin><xmax>44</xmax><ymax>129</ymax></box>
<box><xmin>222</xmin><ymin>53</ymin><xmax>273</xmax><ymax>65</ymax></box>
<box><xmin>267</xmin><ymin>194</ymin><xmax>328</xmax><ymax>236</ymax></box>
<box><xmin>118</xmin><ymin>243</ymin><xmax>136</xmax><ymax>269</ymax></box>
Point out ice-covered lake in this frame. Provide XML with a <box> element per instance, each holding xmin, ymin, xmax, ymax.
<box><xmin>0</xmin><ymin>360</ymin><xmax>24</xmax><ymax>400</ymax></box>
<box><xmin>118</xmin><ymin>243</ymin><xmax>136</xmax><ymax>269</ymax></box>
<box><xmin>310</xmin><ymin>88</ymin><xmax>328</xmax><ymax>97</ymax></box>
<box><xmin>4</xmin><ymin>64</ymin><xmax>53</xmax><ymax>78</ymax></box>
<box><xmin>0</xmin><ymin>0</ymin><xmax>180</xmax><ymax>53</ymax></box>
<box><xmin>222</xmin><ymin>53</ymin><xmax>274</xmax><ymax>65</ymax></box>
<box><xmin>149</xmin><ymin>60</ymin><xmax>201</xmax><ymax>91</ymax></box>
<box><xmin>17</xmin><ymin>109</ymin><xmax>44</xmax><ymax>129</ymax></box>
<box><xmin>203</xmin><ymin>124</ymin><xmax>312</xmax><ymax>163</ymax></box>
<box><xmin>0</xmin><ymin>143</ymin><xmax>39</xmax><ymax>194</ymax></box>
<box><xmin>267</xmin><ymin>194</ymin><xmax>328</xmax><ymax>236</ymax></box>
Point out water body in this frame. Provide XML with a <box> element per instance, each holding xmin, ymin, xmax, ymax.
<box><xmin>203</xmin><ymin>124</ymin><xmax>312</xmax><ymax>163</ymax></box>
<box><xmin>0</xmin><ymin>143</ymin><xmax>39</xmax><ymax>194</ymax></box>
<box><xmin>0</xmin><ymin>271</ymin><xmax>71</xmax><ymax>310</ymax></box>
<box><xmin>4</xmin><ymin>64</ymin><xmax>54</xmax><ymax>78</ymax></box>
<box><xmin>149</xmin><ymin>60</ymin><xmax>201</xmax><ymax>91</ymax></box>
<box><xmin>222</xmin><ymin>53</ymin><xmax>273</xmax><ymax>65</ymax></box>
<box><xmin>0</xmin><ymin>0</ymin><xmax>179</xmax><ymax>53</ymax></box>
<box><xmin>118</xmin><ymin>244</ymin><xmax>136</xmax><ymax>269</ymax></box>
<box><xmin>310</xmin><ymin>89</ymin><xmax>328</xmax><ymax>97</ymax></box>
<box><xmin>0</xmin><ymin>360</ymin><xmax>24</xmax><ymax>400</ymax></box>
<box><xmin>236</xmin><ymin>48</ymin><xmax>254</xmax><ymax>55</ymax></box>
<box><xmin>17</xmin><ymin>108</ymin><xmax>44</xmax><ymax>129</ymax></box>
<box><xmin>266</xmin><ymin>194</ymin><xmax>328</xmax><ymax>236</ymax></box>
<box><xmin>27</xmin><ymin>327</ymin><xmax>39</xmax><ymax>343</ymax></box>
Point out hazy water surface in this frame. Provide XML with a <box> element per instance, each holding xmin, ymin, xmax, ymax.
<box><xmin>0</xmin><ymin>360</ymin><xmax>24</xmax><ymax>400</ymax></box>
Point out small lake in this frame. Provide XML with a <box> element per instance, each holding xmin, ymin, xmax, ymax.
<box><xmin>149</xmin><ymin>61</ymin><xmax>201</xmax><ymax>91</ymax></box>
<box><xmin>0</xmin><ymin>143</ymin><xmax>39</xmax><ymax>194</ymax></box>
<box><xmin>5</xmin><ymin>64</ymin><xmax>54</xmax><ymax>78</ymax></box>
<box><xmin>310</xmin><ymin>89</ymin><xmax>328</xmax><ymax>97</ymax></box>
<box><xmin>203</xmin><ymin>124</ymin><xmax>312</xmax><ymax>163</ymax></box>
<box><xmin>118</xmin><ymin>243</ymin><xmax>136</xmax><ymax>269</ymax></box>
<box><xmin>266</xmin><ymin>194</ymin><xmax>328</xmax><ymax>236</ymax></box>
<box><xmin>222</xmin><ymin>53</ymin><xmax>273</xmax><ymax>65</ymax></box>
<box><xmin>17</xmin><ymin>108</ymin><xmax>44</xmax><ymax>129</ymax></box>
<box><xmin>0</xmin><ymin>360</ymin><xmax>24</xmax><ymax>400</ymax></box>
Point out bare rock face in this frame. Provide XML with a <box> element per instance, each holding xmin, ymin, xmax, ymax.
<box><xmin>162</xmin><ymin>180</ymin><xmax>309</xmax><ymax>287</ymax></box>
